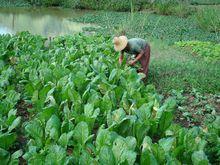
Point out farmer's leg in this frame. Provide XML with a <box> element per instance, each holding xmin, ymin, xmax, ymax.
<box><xmin>140</xmin><ymin>45</ymin><xmax>150</xmax><ymax>77</ymax></box>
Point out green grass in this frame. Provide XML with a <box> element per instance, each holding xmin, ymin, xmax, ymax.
<box><xmin>195</xmin><ymin>7</ymin><xmax>220</xmax><ymax>32</ymax></box>
<box><xmin>148</xmin><ymin>39</ymin><xmax>220</xmax><ymax>93</ymax></box>
<box><xmin>76</xmin><ymin>11</ymin><xmax>220</xmax><ymax>43</ymax></box>
<box><xmin>191</xmin><ymin>0</ymin><xmax>220</xmax><ymax>5</ymax></box>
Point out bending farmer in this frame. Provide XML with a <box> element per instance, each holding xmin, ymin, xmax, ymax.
<box><xmin>113</xmin><ymin>36</ymin><xmax>151</xmax><ymax>78</ymax></box>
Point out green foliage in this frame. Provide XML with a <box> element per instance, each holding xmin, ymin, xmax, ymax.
<box><xmin>61</xmin><ymin>0</ymin><xmax>81</xmax><ymax>8</ymax></box>
<box><xmin>175</xmin><ymin>41</ymin><xmax>220</xmax><ymax>60</ymax></box>
<box><xmin>170</xmin><ymin>3</ymin><xmax>195</xmax><ymax>18</ymax></box>
<box><xmin>170</xmin><ymin>89</ymin><xmax>219</xmax><ymax>127</ymax></box>
<box><xmin>195</xmin><ymin>8</ymin><xmax>220</xmax><ymax>33</ymax></box>
<box><xmin>40</xmin><ymin>0</ymin><xmax>60</xmax><ymax>6</ymax></box>
<box><xmin>74</xmin><ymin>11</ymin><xmax>220</xmax><ymax>43</ymax></box>
<box><xmin>203</xmin><ymin>116</ymin><xmax>220</xmax><ymax>164</ymax></box>
<box><xmin>190</xmin><ymin>0</ymin><xmax>220</xmax><ymax>5</ymax></box>
<box><xmin>63</xmin><ymin>0</ymin><xmax>146</xmax><ymax>11</ymax></box>
<box><xmin>0</xmin><ymin>32</ymin><xmax>219</xmax><ymax>164</ymax></box>
<box><xmin>24</xmin><ymin>0</ymin><xmax>146</xmax><ymax>11</ymax></box>
<box><xmin>142</xmin><ymin>0</ymin><xmax>195</xmax><ymax>18</ymax></box>
<box><xmin>0</xmin><ymin>0</ymin><xmax>30</xmax><ymax>7</ymax></box>
<box><xmin>26</xmin><ymin>0</ymin><xmax>60</xmax><ymax>6</ymax></box>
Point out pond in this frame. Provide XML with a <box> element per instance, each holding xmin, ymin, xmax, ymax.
<box><xmin>0</xmin><ymin>7</ymin><xmax>94</xmax><ymax>37</ymax></box>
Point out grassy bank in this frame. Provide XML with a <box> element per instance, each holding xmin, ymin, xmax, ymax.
<box><xmin>1</xmin><ymin>0</ymin><xmax>220</xmax><ymax>11</ymax></box>
<box><xmin>77</xmin><ymin>11</ymin><xmax>220</xmax><ymax>43</ymax></box>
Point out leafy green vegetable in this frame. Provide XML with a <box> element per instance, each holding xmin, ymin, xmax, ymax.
<box><xmin>192</xmin><ymin>150</ymin><xmax>209</xmax><ymax>165</ymax></box>
<box><xmin>175</xmin><ymin>41</ymin><xmax>220</xmax><ymax>61</ymax></box>
<box><xmin>0</xmin><ymin>133</ymin><xmax>17</xmax><ymax>150</ymax></box>
<box><xmin>45</xmin><ymin>115</ymin><xmax>61</xmax><ymax>141</ymax></box>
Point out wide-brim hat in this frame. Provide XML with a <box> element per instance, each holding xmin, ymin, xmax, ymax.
<box><xmin>113</xmin><ymin>36</ymin><xmax>128</xmax><ymax>51</ymax></box>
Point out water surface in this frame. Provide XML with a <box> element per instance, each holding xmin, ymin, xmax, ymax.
<box><xmin>0</xmin><ymin>7</ymin><xmax>93</xmax><ymax>36</ymax></box>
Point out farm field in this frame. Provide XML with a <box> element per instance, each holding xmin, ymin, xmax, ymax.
<box><xmin>0</xmin><ymin>0</ymin><xmax>220</xmax><ymax>164</ymax></box>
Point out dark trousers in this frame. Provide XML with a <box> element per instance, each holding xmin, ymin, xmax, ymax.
<box><xmin>137</xmin><ymin>44</ymin><xmax>151</xmax><ymax>77</ymax></box>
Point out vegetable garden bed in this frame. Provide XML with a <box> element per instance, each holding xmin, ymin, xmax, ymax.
<box><xmin>0</xmin><ymin>32</ymin><xmax>219</xmax><ymax>164</ymax></box>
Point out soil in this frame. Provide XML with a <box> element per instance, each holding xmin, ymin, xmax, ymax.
<box><xmin>173</xmin><ymin>92</ymin><xmax>220</xmax><ymax>128</ymax></box>
<box><xmin>14</xmin><ymin>100</ymin><xmax>32</xmax><ymax>164</ymax></box>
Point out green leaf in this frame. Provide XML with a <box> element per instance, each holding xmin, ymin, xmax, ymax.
<box><xmin>107</xmin><ymin>108</ymin><xmax>126</xmax><ymax>127</ymax></box>
<box><xmin>134</xmin><ymin>120</ymin><xmax>150</xmax><ymax>146</ymax></box>
<box><xmin>6</xmin><ymin>90</ymin><xmax>20</xmax><ymax>105</ymax></box>
<box><xmin>84</xmin><ymin>103</ymin><xmax>100</xmax><ymax>118</ymax></box>
<box><xmin>112</xmin><ymin>136</ymin><xmax>137</xmax><ymax>165</ymax></box>
<box><xmin>45</xmin><ymin>145</ymin><xmax>67</xmax><ymax>165</ymax></box>
<box><xmin>165</xmin><ymin>154</ymin><xmax>181</xmax><ymax>165</ymax></box>
<box><xmin>25</xmin><ymin>120</ymin><xmax>44</xmax><ymax>147</ymax></box>
<box><xmin>141</xmin><ymin>151</ymin><xmax>158</xmax><ymax>165</ymax></box>
<box><xmin>141</xmin><ymin>136</ymin><xmax>158</xmax><ymax>165</ymax></box>
<box><xmin>73</xmin><ymin>121</ymin><xmax>89</xmax><ymax>145</ymax></box>
<box><xmin>100</xmin><ymin>92</ymin><xmax>113</xmax><ymax>113</ymax></box>
<box><xmin>0</xmin><ymin>133</ymin><xmax>17</xmax><ymax>150</ymax></box>
<box><xmin>109</xmin><ymin>69</ymin><xmax>117</xmax><ymax>81</ymax></box>
<box><xmin>155</xmin><ymin>98</ymin><xmax>175</xmax><ymax>123</ymax></box>
<box><xmin>37</xmin><ymin>106</ymin><xmax>56</xmax><ymax>122</ymax></box>
<box><xmin>135</xmin><ymin>102</ymin><xmax>153</xmax><ymax>121</ymax></box>
<box><xmin>141</xmin><ymin>136</ymin><xmax>153</xmax><ymax>152</ymax></box>
<box><xmin>11</xmin><ymin>149</ymin><xmax>23</xmax><ymax>159</ymax></box>
<box><xmin>45</xmin><ymin>115</ymin><xmax>61</xmax><ymax>141</ymax></box>
<box><xmin>159</xmin><ymin>137</ymin><xmax>175</xmax><ymax>152</ymax></box>
<box><xmin>8</xmin><ymin>116</ymin><xmax>21</xmax><ymax>132</ymax></box>
<box><xmin>158</xmin><ymin>110</ymin><xmax>174</xmax><ymax>133</ymax></box>
<box><xmin>58</xmin><ymin>131</ymin><xmax>73</xmax><ymax>148</ymax></box>
<box><xmin>79</xmin><ymin>149</ymin><xmax>95</xmax><ymax>165</ymax></box>
<box><xmin>125</xmin><ymin>136</ymin><xmax>137</xmax><ymax>151</ymax></box>
<box><xmin>70</xmin><ymin>90</ymin><xmax>82</xmax><ymax>113</ymax></box>
<box><xmin>191</xmin><ymin>150</ymin><xmax>209</xmax><ymax>165</ymax></box>
<box><xmin>0</xmin><ymin>148</ymin><xmax>10</xmax><ymax>165</ymax></box>
<box><xmin>99</xmin><ymin>146</ymin><xmax>115</xmax><ymax>165</ymax></box>
<box><xmin>96</xmin><ymin>128</ymin><xmax>112</xmax><ymax>152</ymax></box>
<box><xmin>9</xmin><ymin>150</ymin><xmax>23</xmax><ymax>165</ymax></box>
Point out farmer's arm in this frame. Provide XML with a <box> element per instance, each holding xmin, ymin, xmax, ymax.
<box><xmin>129</xmin><ymin>50</ymin><xmax>144</xmax><ymax>66</ymax></box>
<box><xmin>119</xmin><ymin>51</ymin><xmax>124</xmax><ymax>64</ymax></box>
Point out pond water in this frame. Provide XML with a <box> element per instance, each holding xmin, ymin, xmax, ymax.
<box><xmin>0</xmin><ymin>7</ymin><xmax>93</xmax><ymax>37</ymax></box>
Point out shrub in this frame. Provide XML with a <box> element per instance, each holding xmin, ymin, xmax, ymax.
<box><xmin>146</xmin><ymin>0</ymin><xmax>194</xmax><ymax>17</ymax></box>
<box><xmin>62</xmin><ymin>0</ymin><xmax>81</xmax><ymax>8</ymax></box>
<box><xmin>196</xmin><ymin>8</ymin><xmax>220</xmax><ymax>32</ymax></box>
<box><xmin>78</xmin><ymin>0</ymin><xmax>146</xmax><ymax>11</ymax></box>
<box><xmin>0</xmin><ymin>0</ymin><xmax>30</xmax><ymax>7</ymax></box>
<box><xmin>27</xmin><ymin>0</ymin><xmax>61</xmax><ymax>6</ymax></box>
<box><xmin>170</xmin><ymin>3</ymin><xmax>195</xmax><ymax>18</ymax></box>
<box><xmin>152</xmin><ymin>0</ymin><xmax>176</xmax><ymax>15</ymax></box>
<box><xmin>26</xmin><ymin>0</ymin><xmax>146</xmax><ymax>11</ymax></box>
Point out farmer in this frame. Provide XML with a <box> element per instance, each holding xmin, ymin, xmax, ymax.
<box><xmin>113</xmin><ymin>36</ymin><xmax>151</xmax><ymax>78</ymax></box>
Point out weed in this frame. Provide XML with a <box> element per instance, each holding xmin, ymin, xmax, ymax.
<box><xmin>195</xmin><ymin>7</ymin><xmax>220</xmax><ymax>32</ymax></box>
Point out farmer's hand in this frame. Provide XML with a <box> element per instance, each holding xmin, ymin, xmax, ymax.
<box><xmin>119</xmin><ymin>58</ymin><xmax>123</xmax><ymax>65</ymax></box>
<box><xmin>128</xmin><ymin>60</ymin><xmax>135</xmax><ymax>66</ymax></box>
<box><xmin>119</xmin><ymin>53</ymin><xmax>124</xmax><ymax>65</ymax></box>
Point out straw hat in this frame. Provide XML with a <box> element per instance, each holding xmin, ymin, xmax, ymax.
<box><xmin>113</xmin><ymin>36</ymin><xmax>128</xmax><ymax>51</ymax></box>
